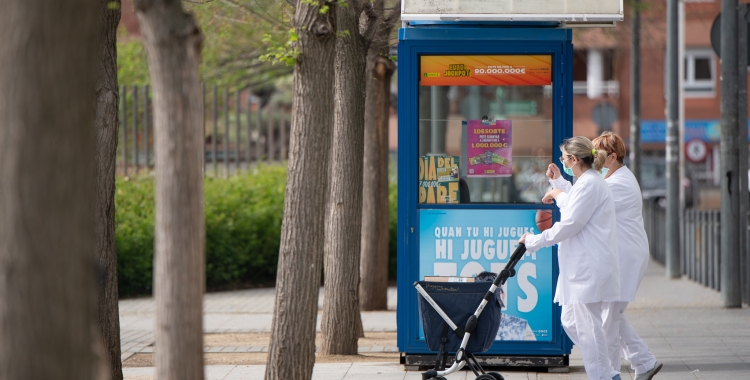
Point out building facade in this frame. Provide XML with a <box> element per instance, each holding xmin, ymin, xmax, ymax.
<box><xmin>574</xmin><ymin>0</ymin><xmax>750</xmax><ymax>202</ymax></box>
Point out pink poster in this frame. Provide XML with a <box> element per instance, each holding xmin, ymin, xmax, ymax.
<box><xmin>465</xmin><ymin>119</ymin><xmax>512</xmax><ymax>177</ymax></box>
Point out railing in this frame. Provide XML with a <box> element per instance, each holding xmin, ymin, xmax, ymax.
<box><xmin>642</xmin><ymin>200</ymin><xmax>666</xmax><ymax>265</ymax></box>
<box><xmin>118</xmin><ymin>85</ymin><xmax>290</xmax><ymax>178</ymax></box>
<box><xmin>681</xmin><ymin>209</ymin><xmax>721</xmax><ymax>290</ymax></box>
<box><xmin>643</xmin><ymin>201</ymin><xmax>750</xmax><ymax>304</ymax></box>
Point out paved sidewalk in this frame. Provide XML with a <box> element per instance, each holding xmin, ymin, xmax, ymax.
<box><xmin>121</xmin><ymin>259</ymin><xmax>750</xmax><ymax>379</ymax></box>
<box><xmin>119</xmin><ymin>287</ymin><xmax>398</xmax><ymax>360</ymax></box>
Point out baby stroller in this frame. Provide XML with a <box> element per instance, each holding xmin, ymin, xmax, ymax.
<box><xmin>414</xmin><ymin>243</ymin><xmax>527</xmax><ymax>380</ymax></box>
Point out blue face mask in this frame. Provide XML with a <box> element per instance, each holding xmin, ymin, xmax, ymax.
<box><xmin>600</xmin><ymin>157</ymin><xmax>614</xmax><ymax>177</ymax></box>
<box><xmin>563</xmin><ymin>160</ymin><xmax>575</xmax><ymax>177</ymax></box>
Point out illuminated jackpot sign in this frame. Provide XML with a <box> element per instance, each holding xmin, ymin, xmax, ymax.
<box><xmin>420</xmin><ymin>55</ymin><xmax>552</xmax><ymax>86</ymax></box>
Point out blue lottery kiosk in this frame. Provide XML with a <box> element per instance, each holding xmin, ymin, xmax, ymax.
<box><xmin>396</xmin><ymin>3</ymin><xmax>623</xmax><ymax>372</ymax></box>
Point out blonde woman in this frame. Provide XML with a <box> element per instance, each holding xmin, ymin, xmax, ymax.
<box><xmin>592</xmin><ymin>133</ymin><xmax>662</xmax><ymax>380</ymax></box>
<box><xmin>519</xmin><ymin>136</ymin><xmax>621</xmax><ymax>380</ymax></box>
<box><xmin>545</xmin><ymin>132</ymin><xmax>662</xmax><ymax>380</ymax></box>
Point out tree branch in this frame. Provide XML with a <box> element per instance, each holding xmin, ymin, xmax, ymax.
<box><xmin>360</xmin><ymin>0</ymin><xmax>380</xmax><ymax>44</ymax></box>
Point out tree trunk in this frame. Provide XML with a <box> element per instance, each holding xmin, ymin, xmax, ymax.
<box><xmin>319</xmin><ymin>1</ymin><xmax>369</xmax><ymax>355</ymax></box>
<box><xmin>94</xmin><ymin>1</ymin><xmax>124</xmax><ymax>379</ymax></box>
<box><xmin>134</xmin><ymin>1</ymin><xmax>206</xmax><ymax>379</ymax></box>
<box><xmin>264</xmin><ymin>1</ymin><xmax>335</xmax><ymax>379</ymax></box>
<box><xmin>0</xmin><ymin>1</ymin><xmax>99</xmax><ymax>379</ymax></box>
<box><xmin>360</xmin><ymin>15</ymin><xmax>396</xmax><ymax>311</ymax></box>
<box><xmin>375</xmin><ymin>56</ymin><xmax>395</xmax><ymax>304</ymax></box>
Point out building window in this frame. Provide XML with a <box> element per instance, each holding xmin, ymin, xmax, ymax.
<box><xmin>572</xmin><ymin>49</ymin><xmax>619</xmax><ymax>98</ymax></box>
<box><xmin>684</xmin><ymin>49</ymin><xmax>715</xmax><ymax>97</ymax></box>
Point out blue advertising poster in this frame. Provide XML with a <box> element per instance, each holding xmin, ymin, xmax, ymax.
<box><xmin>419</xmin><ymin>209</ymin><xmax>555</xmax><ymax>342</ymax></box>
<box><xmin>641</xmin><ymin>119</ymin><xmax>750</xmax><ymax>143</ymax></box>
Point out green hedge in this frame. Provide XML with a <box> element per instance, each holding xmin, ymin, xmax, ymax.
<box><xmin>116</xmin><ymin>165</ymin><xmax>397</xmax><ymax>297</ymax></box>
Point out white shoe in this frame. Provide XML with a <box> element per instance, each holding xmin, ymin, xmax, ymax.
<box><xmin>635</xmin><ymin>361</ymin><xmax>663</xmax><ymax>380</ymax></box>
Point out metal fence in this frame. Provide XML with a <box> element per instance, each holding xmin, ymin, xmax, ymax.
<box><xmin>118</xmin><ymin>85</ymin><xmax>290</xmax><ymax>178</ymax></box>
<box><xmin>643</xmin><ymin>201</ymin><xmax>750</xmax><ymax>304</ymax></box>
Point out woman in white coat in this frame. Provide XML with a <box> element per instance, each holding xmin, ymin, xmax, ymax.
<box><xmin>593</xmin><ymin>133</ymin><xmax>662</xmax><ymax>380</ymax></box>
<box><xmin>547</xmin><ymin>132</ymin><xmax>662</xmax><ymax>380</ymax></box>
<box><xmin>519</xmin><ymin>136</ymin><xmax>621</xmax><ymax>380</ymax></box>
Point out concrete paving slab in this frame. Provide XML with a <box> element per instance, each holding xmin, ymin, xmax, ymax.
<box><xmin>122</xmin><ymin>367</ymin><xmax>156</xmax><ymax>379</ymax></box>
<box><xmin>120</xmin><ymin>259</ymin><xmax>750</xmax><ymax>379</ymax></box>
<box><xmin>343</xmin><ymin>362</ymin><xmax>408</xmax><ymax>379</ymax></box>
<box><xmin>205</xmin><ymin>365</ymin><xmax>235</xmax><ymax>380</ymax></box>
<box><xmin>311</xmin><ymin>363</ymin><xmax>352</xmax><ymax>379</ymax></box>
<box><xmin>222</xmin><ymin>365</ymin><xmax>265</xmax><ymax>380</ymax></box>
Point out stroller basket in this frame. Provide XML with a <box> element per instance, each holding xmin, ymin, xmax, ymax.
<box><xmin>417</xmin><ymin>281</ymin><xmax>502</xmax><ymax>353</ymax></box>
<box><xmin>414</xmin><ymin>243</ymin><xmax>527</xmax><ymax>380</ymax></box>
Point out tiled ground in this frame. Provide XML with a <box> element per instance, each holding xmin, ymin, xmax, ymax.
<box><xmin>122</xmin><ymin>261</ymin><xmax>750</xmax><ymax>379</ymax></box>
<box><xmin>119</xmin><ymin>287</ymin><xmax>398</xmax><ymax>360</ymax></box>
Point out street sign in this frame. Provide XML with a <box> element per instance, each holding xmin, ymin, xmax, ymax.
<box><xmin>591</xmin><ymin>102</ymin><xmax>617</xmax><ymax>133</ymax></box>
<box><xmin>710</xmin><ymin>12</ymin><xmax>750</xmax><ymax>63</ymax></box>
<box><xmin>686</xmin><ymin>139</ymin><xmax>708</xmax><ymax>163</ymax></box>
<box><xmin>401</xmin><ymin>0</ymin><xmax>623</xmax><ymax>26</ymax></box>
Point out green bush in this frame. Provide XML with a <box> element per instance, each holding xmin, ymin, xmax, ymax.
<box><xmin>115</xmin><ymin>177</ymin><xmax>156</xmax><ymax>297</ymax></box>
<box><xmin>116</xmin><ymin>165</ymin><xmax>398</xmax><ymax>297</ymax></box>
<box><xmin>116</xmin><ymin>166</ymin><xmax>286</xmax><ymax>297</ymax></box>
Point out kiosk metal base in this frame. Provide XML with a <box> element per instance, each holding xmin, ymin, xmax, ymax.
<box><xmin>401</xmin><ymin>353</ymin><xmax>569</xmax><ymax>372</ymax></box>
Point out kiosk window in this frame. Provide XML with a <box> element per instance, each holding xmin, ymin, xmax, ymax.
<box><xmin>418</xmin><ymin>55</ymin><xmax>554</xmax><ymax>204</ymax></box>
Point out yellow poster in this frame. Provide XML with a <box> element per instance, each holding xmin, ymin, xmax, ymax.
<box><xmin>420</xmin><ymin>55</ymin><xmax>552</xmax><ymax>86</ymax></box>
<box><xmin>418</xmin><ymin>155</ymin><xmax>460</xmax><ymax>204</ymax></box>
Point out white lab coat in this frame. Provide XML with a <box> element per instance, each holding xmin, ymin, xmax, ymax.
<box><xmin>550</xmin><ymin>166</ymin><xmax>648</xmax><ymax>302</ymax></box>
<box><xmin>524</xmin><ymin>169</ymin><xmax>620</xmax><ymax>305</ymax></box>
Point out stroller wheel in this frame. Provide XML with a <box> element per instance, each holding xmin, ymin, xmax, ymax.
<box><xmin>486</xmin><ymin>372</ymin><xmax>505</xmax><ymax>380</ymax></box>
<box><xmin>475</xmin><ymin>375</ymin><xmax>496</xmax><ymax>380</ymax></box>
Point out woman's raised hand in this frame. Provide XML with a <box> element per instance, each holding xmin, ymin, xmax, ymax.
<box><xmin>547</xmin><ymin>163</ymin><xmax>561</xmax><ymax>180</ymax></box>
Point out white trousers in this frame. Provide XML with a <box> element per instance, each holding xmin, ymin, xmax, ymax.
<box><xmin>602</xmin><ymin>301</ymin><xmax>658</xmax><ymax>375</ymax></box>
<box><xmin>561</xmin><ymin>302</ymin><xmax>619</xmax><ymax>380</ymax></box>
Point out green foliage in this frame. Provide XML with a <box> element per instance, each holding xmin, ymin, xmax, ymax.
<box><xmin>186</xmin><ymin>0</ymin><xmax>295</xmax><ymax>89</ymax></box>
<box><xmin>116</xmin><ymin>1</ymin><xmax>295</xmax><ymax>90</ymax></box>
<box><xmin>117</xmin><ymin>28</ymin><xmax>150</xmax><ymax>85</ymax></box>
<box><xmin>115</xmin><ymin>177</ymin><xmax>156</xmax><ymax>296</ymax></box>
<box><xmin>116</xmin><ymin>164</ymin><xmax>399</xmax><ymax>297</ymax></box>
<box><xmin>259</xmin><ymin>29</ymin><xmax>300</xmax><ymax>66</ymax></box>
<box><xmin>116</xmin><ymin>166</ymin><xmax>287</xmax><ymax>297</ymax></box>
<box><xmin>203</xmin><ymin>167</ymin><xmax>286</xmax><ymax>288</ymax></box>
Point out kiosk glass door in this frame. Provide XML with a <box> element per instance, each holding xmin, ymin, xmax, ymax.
<box><xmin>397</xmin><ymin>28</ymin><xmax>574</xmax><ymax>359</ymax></box>
<box><xmin>417</xmin><ymin>55</ymin><xmax>554</xmax><ymax>205</ymax></box>
<box><xmin>414</xmin><ymin>54</ymin><xmax>560</xmax><ymax>344</ymax></box>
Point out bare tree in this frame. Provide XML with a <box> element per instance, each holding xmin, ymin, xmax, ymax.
<box><xmin>134</xmin><ymin>1</ymin><xmax>206</xmax><ymax>379</ymax></box>
<box><xmin>0</xmin><ymin>0</ymin><xmax>100</xmax><ymax>379</ymax></box>
<box><xmin>264</xmin><ymin>0</ymin><xmax>336</xmax><ymax>378</ymax></box>
<box><xmin>360</xmin><ymin>4</ymin><xmax>397</xmax><ymax>312</ymax></box>
<box><xmin>94</xmin><ymin>1</ymin><xmax>124</xmax><ymax>379</ymax></box>
<box><xmin>319</xmin><ymin>0</ymin><xmax>382</xmax><ymax>354</ymax></box>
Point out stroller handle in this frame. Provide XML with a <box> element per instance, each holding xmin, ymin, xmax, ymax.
<box><xmin>492</xmin><ymin>243</ymin><xmax>526</xmax><ymax>287</ymax></box>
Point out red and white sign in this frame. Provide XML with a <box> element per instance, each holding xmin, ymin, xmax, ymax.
<box><xmin>685</xmin><ymin>139</ymin><xmax>708</xmax><ymax>163</ymax></box>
